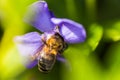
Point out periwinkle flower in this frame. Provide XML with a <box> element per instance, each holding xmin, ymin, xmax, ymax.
<box><xmin>14</xmin><ymin>1</ymin><xmax>86</xmax><ymax>72</ymax></box>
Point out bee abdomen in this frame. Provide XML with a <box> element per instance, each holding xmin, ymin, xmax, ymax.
<box><xmin>38</xmin><ymin>53</ymin><xmax>56</xmax><ymax>73</ymax></box>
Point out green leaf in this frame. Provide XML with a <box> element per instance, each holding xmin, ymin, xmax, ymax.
<box><xmin>105</xmin><ymin>42</ymin><xmax>120</xmax><ymax>80</ymax></box>
<box><xmin>86</xmin><ymin>24</ymin><xmax>103</xmax><ymax>51</ymax></box>
<box><xmin>104</xmin><ymin>21</ymin><xmax>120</xmax><ymax>41</ymax></box>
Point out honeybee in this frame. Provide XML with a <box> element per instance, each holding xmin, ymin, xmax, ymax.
<box><xmin>37</xmin><ymin>32</ymin><xmax>67</xmax><ymax>73</ymax></box>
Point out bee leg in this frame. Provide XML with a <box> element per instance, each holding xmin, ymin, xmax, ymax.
<box><xmin>58</xmin><ymin>43</ymin><xmax>68</xmax><ymax>55</ymax></box>
<box><xmin>63</xmin><ymin>42</ymin><xmax>68</xmax><ymax>50</ymax></box>
<box><xmin>60</xmin><ymin>43</ymin><xmax>68</xmax><ymax>53</ymax></box>
<box><xmin>41</xmin><ymin>34</ymin><xmax>47</xmax><ymax>45</ymax></box>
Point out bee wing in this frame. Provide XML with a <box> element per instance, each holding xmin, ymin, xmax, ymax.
<box><xmin>14</xmin><ymin>32</ymin><xmax>44</xmax><ymax>68</ymax></box>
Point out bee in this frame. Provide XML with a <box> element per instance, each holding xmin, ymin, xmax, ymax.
<box><xmin>37</xmin><ymin>32</ymin><xmax>67</xmax><ymax>73</ymax></box>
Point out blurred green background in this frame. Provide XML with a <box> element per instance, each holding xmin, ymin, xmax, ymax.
<box><xmin>0</xmin><ymin>0</ymin><xmax>120</xmax><ymax>80</ymax></box>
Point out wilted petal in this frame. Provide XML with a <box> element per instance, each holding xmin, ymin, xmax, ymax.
<box><xmin>25</xmin><ymin>1</ymin><xmax>54</xmax><ymax>32</ymax></box>
<box><xmin>14</xmin><ymin>32</ymin><xmax>43</xmax><ymax>68</ymax></box>
<box><xmin>51</xmin><ymin>18</ymin><xmax>86</xmax><ymax>43</ymax></box>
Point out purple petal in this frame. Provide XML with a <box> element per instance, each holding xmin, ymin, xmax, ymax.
<box><xmin>14</xmin><ymin>32</ymin><xmax>43</xmax><ymax>68</ymax></box>
<box><xmin>26</xmin><ymin>60</ymin><xmax>38</xmax><ymax>68</ymax></box>
<box><xmin>51</xmin><ymin>18</ymin><xmax>86</xmax><ymax>43</ymax></box>
<box><xmin>57</xmin><ymin>54</ymin><xmax>66</xmax><ymax>62</ymax></box>
<box><xmin>25</xmin><ymin>1</ymin><xmax>55</xmax><ymax>32</ymax></box>
<box><xmin>57</xmin><ymin>54</ymin><xmax>71</xmax><ymax>70</ymax></box>
<box><xmin>41</xmin><ymin>31</ymin><xmax>56</xmax><ymax>41</ymax></box>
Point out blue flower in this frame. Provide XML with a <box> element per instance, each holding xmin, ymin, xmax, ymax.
<box><xmin>14</xmin><ymin>1</ymin><xmax>86</xmax><ymax>71</ymax></box>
